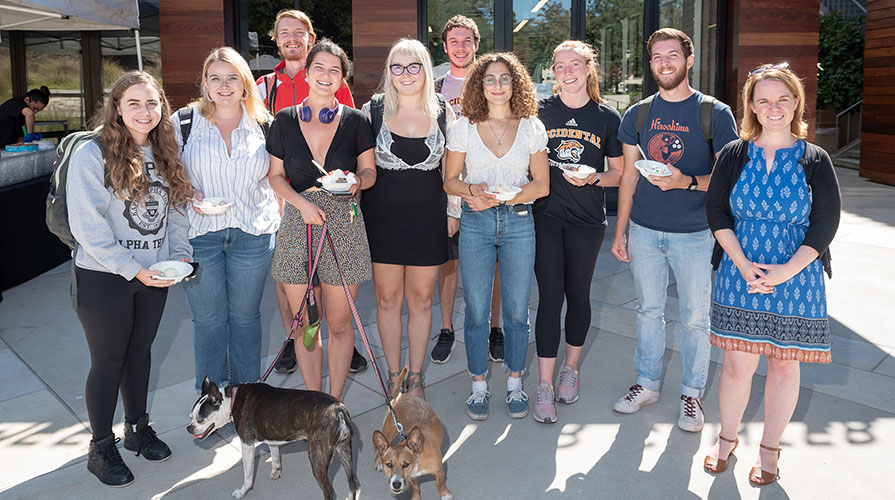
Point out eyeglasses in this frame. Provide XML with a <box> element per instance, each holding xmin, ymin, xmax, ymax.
<box><xmin>483</xmin><ymin>74</ymin><xmax>512</xmax><ymax>87</ymax></box>
<box><xmin>389</xmin><ymin>63</ymin><xmax>423</xmax><ymax>76</ymax></box>
<box><xmin>207</xmin><ymin>74</ymin><xmax>242</xmax><ymax>87</ymax></box>
<box><xmin>749</xmin><ymin>62</ymin><xmax>789</xmax><ymax>76</ymax></box>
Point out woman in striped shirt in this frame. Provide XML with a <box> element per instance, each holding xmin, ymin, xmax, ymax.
<box><xmin>175</xmin><ymin>47</ymin><xmax>279</xmax><ymax>391</ymax></box>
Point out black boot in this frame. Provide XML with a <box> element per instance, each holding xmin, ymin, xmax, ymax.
<box><xmin>87</xmin><ymin>435</ymin><xmax>134</xmax><ymax>487</ymax></box>
<box><xmin>123</xmin><ymin>414</ymin><xmax>172</xmax><ymax>462</ymax></box>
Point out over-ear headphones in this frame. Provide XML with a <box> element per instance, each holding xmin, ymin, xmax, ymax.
<box><xmin>299</xmin><ymin>98</ymin><xmax>338</xmax><ymax>124</ymax></box>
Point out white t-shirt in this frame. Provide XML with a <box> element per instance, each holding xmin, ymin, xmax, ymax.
<box><xmin>446</xmin><ymin>116</ymin><xmax>548</xmax><ymax>189</ymax></box>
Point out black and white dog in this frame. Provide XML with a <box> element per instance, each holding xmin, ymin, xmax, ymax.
<box><xmin>187</xmin><ymin>377</ymin><xmax>360</xmax><ymax>500</ymax></box>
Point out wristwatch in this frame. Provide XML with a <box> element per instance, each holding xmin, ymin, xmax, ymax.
<box><xmin>590</xmin><ymin>172</ymin><xmax>601</xmax><ymax>186</ymax></box>
<box><xmin>687</xmin><ymin>175</ymin><xmax>699</xmax><ymax>191</ymax></box>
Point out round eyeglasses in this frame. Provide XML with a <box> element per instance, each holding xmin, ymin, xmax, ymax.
<box><xmin>483</xmin><ymin>75</ymin><xmax>512</xmax><ymax>87</ymax></box>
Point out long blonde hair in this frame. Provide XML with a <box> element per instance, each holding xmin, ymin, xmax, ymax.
<box><xmin>194</xmin><ymin>47</ymin><xmax>271</xmax><ymax>125</ymax></box>
<box><xmin>381</xmin><ymin>38</ymin><xmax>439</xmax><ymax>122</ymax></box>
<box><xmin>552</xmin><ymin>40</ymin><xmax>604</xmax><ymax>104</ymax></box>
<box><xmin>93</xmin><ymin>71</ymin><xmax>192</xmax><ymax>207</ymax></box>
<box><xmin>740</xmin><ymin>64</ymin><xmax>807</xmax><ymax>141</ymax></box>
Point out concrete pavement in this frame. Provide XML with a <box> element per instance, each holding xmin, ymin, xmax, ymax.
<box><xmin>1</xmin><ymin>166</ymin><xmax>894</xmax><ymax>499</ymax></box>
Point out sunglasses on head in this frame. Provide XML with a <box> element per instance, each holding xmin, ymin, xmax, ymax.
<box><xmin>749</xmin><ymin>62</ymin><xmax>789</xmax><ymax>76</ymax></box>
<box><xmin>389</xmin><ymin>63</ymin><xmax>423</xmax><ymax>76</ymax></box>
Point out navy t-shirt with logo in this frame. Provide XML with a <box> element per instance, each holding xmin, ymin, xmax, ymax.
<box><xmin>617</xmin><ymin>91</ymin><xmax>738</xmax><ymax>233</ymax></box>
<box><xmin>534</xmin><ymin>95</ymin><xmax>623</xmax><ymax>227</ymax></box>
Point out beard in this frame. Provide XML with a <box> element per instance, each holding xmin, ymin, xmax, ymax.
<box><xmin>450</xmin><ymin>53</ymin><xmax>474</xmax><ymax>70</ymax></box>
<box><xmin>653</xmin><ymin>64</ymin><xmax>687</xmax><ymax>90</ymax></box>
<box><xmin>280</xmin><ymin>45</ymin><xmax>307</xmax><ymax>63</ymax></box>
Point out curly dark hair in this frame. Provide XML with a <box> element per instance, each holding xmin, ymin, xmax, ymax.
<box><xmin>460</xmin><ymin>52</ymin><xmax>538</xmax><ymax>124</ymax></box>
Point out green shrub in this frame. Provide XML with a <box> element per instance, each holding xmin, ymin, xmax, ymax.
<box><xmin>818</xmin><ymin>12</ymin><xmax>864</xmax><ymax>111</ymax></box>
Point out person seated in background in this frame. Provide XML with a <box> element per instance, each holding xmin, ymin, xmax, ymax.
<box><xmin>0</xmin><ymin>86</ymin><xmax>50</xmax><ymax>145</ymax></box>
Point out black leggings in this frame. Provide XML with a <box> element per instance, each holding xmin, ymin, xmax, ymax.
<box><xmin>534</xmin><ymin>213</ymin><xmax>605</xmax><ymax>358</ymax></box>
<box><xmin>75</xmin><ymin>267</ymin><xmax>168</xmax><ymax>440</ymax></box>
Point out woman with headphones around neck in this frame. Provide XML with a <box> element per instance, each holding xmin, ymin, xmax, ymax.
<box><xmin>267</xmin><ymin>39</ymin><xmax>376</xmax><ymax>401</ymax></box>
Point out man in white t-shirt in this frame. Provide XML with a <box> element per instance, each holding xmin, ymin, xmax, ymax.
<box><xmin>430</xmin><ymin>15</ymin><xmax>506</xmax><ymax>366</ymax></box>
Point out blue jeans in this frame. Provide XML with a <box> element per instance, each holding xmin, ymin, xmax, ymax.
<box><xmin>459</xmin><ymin>204</ymin><xmax>535</xmax><ymax>376</ymax></box>
<box><xmin>183</xmin><ymin>228</ymin><xmax>274</xmax><ymax>390</ymax></box>
<box><xmin>628</xmin><ymin>222</ymin><xmax>712</xmax><ymax>398</ymax></box>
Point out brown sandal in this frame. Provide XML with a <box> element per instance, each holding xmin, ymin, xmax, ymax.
<box><xmin>386</xmin><ymin>371</ymin><xmax>402</xmax><ymax>398</ymax></box>
<box><xmin>749</xmin><ymin>444</ymin><xmax>782</xmax><ymax>486</ymax></box>
<box><xmin>405</xmin><ymin>371</ymin><xmax>424</xmax><ymax>395</ymax></box>
<box><xmin>704</xmin><ymin>434</ymin><xmax>738</xmax><ymax>474</ymax></box>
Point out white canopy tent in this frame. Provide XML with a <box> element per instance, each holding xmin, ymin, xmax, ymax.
<box><xmin>0</xmin><ymin>0</ymin><xmax>142</xmax><ymax>69</ymax></box>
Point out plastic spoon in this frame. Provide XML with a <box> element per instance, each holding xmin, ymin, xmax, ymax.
<box><xmin>311</xmin><ymin>159</ymin><xmax>329</xmax><ymax>176</ymax></box>
<box><xmin>637</xmin><ymin>144</ymin><xmax>648</xmax><ymax>161</ymax></box>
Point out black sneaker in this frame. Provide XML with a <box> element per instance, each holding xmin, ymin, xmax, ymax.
<box><xmin>430</xmin><ymin>329</ymin><xmax>455</xmax><ymax>364</ymax></box>
<box><xmin>274</xmin><ymin>338</ymin><xmax>298</xmax><ymax>373</ymax></box>
<box><xmin>489</xmin><ymin>327</ymin><xmax>505</xmax><ymax>362</ymax></box>
<box><xmin>88</xmin><ymin>435</ymin><xmax>134</xmax><ymax>487</ymax></box>
<box><xmin>349</xmin><ymin>347</ymin><xmax>368</xmax><ymax>373</ymax></box>
<box><xmin>123</xmin><ymin>415</ymin><xmax>171</xmax><ymax>462</ymax></box>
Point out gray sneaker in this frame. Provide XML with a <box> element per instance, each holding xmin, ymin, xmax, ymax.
<box><xmin>505</xmin><ymin>387</ymin><xmax>529</xmax><ymax>418</ymax></box>
<box><xmin>466</xmin><ymin>389</ymin><xmax>490</xmax><ymax>420</ymax></box>
<box><xmin>612</xmin><ymin>384</ymin><xmax>660</xmax><ymax>414</ymax></box>
<box><xmin>533</xmin><ymin>382</ymin><xmax>556</xmax><ymax>423</ymax></box>
<box><xmin>678</xmin><ymin>395</ymin><xmax>704</xmax><ymax>432</ymax></box>
<box><xmin>556</xmin><ymin>365</ymin><xmax>579</xmax><ymax>404</ymax></box>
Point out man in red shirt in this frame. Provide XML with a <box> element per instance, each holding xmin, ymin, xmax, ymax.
<box><xmin>257</xmin><ymin>9</ymin><xmax>366</xmax><ymax>374</ymax></box>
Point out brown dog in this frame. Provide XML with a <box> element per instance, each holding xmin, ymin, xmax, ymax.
<box><xmin>372</xmin><ymin>367</ymin><xmax>452</xmax><ymax>500</ymax></box>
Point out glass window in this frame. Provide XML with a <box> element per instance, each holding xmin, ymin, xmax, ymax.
<box><xmin>512</xmin><ymin>0</ymin><xmax>571</xmax><ymax>100</ymax></box>
<box><xmin>586</xmin><ymin>0</ymin><xmax>644</xmax><ymax>113</ymax></box>
<box><xmin>427</xmin><ymin>0</ymin><xmax>495</xmax><ymax>79</ymax></box>
<box><xmin>25</xmin><ymin>32</ymin><xmax>84</xmax><ymax>133</ymax></box>
<box><xmin>659</xmin><ymin>0</ymin><xmax>719</xmax><ymax>94</ymax></box>
<box><xmin>0</xmin><ymin>45</ymin><xmax>12</xmax><ymax>104</ymax></box>
<box><xmin>102</xmin><ymin>1</ymin><xmax>162</xmax><ymax>91</ymax></box>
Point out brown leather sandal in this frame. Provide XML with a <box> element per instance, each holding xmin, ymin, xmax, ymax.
<box><xmin>749</xmin><ymin>444</ymin><xmax>782</xmax><ymax>486</ymax></box>
<box><xmin>386</xmin><ymin>371</ymin><xmax>402</xmax><ymax>398</ymax></box>
<box><xmin>704</xmin><ymin>434</ymin><xmax>738</xmax><ymax>474</ymax></box>
<box><xmin>405</xmin><ymin>371</ymin><xmax>424</xmax><ymax>396</ymax></box>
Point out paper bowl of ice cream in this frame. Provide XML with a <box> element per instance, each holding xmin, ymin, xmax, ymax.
<box><xmin>559</xmin><ymin>164</ymin><xmax>596</xmax><ymax>179</ymax></box>
<box><xmin>149</xmin><ymin>260</ymin><xmax>192</xmax><ymax>282</ymax></box>
<box><xmin>319</xmin><ymin>170</ymin><xmax>357</xmax><ymax>193</ymax></box>
<box><xmin>193</xmin><ymin>197</ymin><xmax>232</xmax><ymax>215</ymax></box>
<box><xmin>484</xmin><ymin>185</ymin><xmax>522</xmax><ymax>201</ymax></box>
<box><xmin>634</xmin><ymin>159</ymin><xmax>672</xmax><ymax>177</ymax></box>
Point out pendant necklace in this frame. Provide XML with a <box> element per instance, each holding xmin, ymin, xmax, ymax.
<box><xmin>488</xmin><ymin>118</ymin><xmax>510</xmax><ymax>148</ymax></box>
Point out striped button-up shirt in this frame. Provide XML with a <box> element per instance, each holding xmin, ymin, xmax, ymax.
<box><xmin>173</xmin><ymin>106</ymin><xmax>280</xmax><ymax>239</ymax></box>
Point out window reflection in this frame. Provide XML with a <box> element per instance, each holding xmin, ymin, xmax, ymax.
<box><xmin>659</xmin><ymin>0</ymin><xmax>718</xmax><ymax>94</ymax></box>
<box><xmin>512</xmin><ymin>0</ymin><xmax>571</xmax><ymax>100</ymax></box>
<box><xmin>586</xmin><ymin>0</ymin><xmax>643</xmax><ymax>112</ymax></box>
<box><xmin>25</xmin><ymin>32</ymin><xmax>84</xmax><ymax>132</ymax></box>
<box><xmin>427</xmin><ymin>0</ymin><xmax>495</xmax><ymax>78</ymax></box>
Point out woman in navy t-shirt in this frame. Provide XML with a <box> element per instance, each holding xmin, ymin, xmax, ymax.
<box><xmin>532</xmin><ymin>40</ymin><xmax>624</xmax><ymax>423</ymax></box>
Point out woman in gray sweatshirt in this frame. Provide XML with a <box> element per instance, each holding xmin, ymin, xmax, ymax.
<box><xmin>67</xmin><ymin>71</ymin><xmax>193</xmax><ymax>487</ymax></box>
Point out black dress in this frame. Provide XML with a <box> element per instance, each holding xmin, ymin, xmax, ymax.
<box><xmin>361</xmin><ymin>121</ymin><xmax>448</xmax><ymax>266</ymax></box>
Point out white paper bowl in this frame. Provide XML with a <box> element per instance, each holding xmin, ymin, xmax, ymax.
<box><xmin>149</xmin><ymin>260</ymin><xmax>193</xmax><ymax>282</ymax></box>
<box><xmin>320</xmin><ymin>173</ymin><xmax>357</xmax><ymax>193</ymax></box>
<box><xmin>560</xmin><ymin>164</ymin><xmax>596</xmax><ymax>179</ymax></box>
<box><xmin>634</xmin><ymin>159</ymin><xmax>672</xmax><ymax>177</ymax></box>
<box><xmin>193</xmin><ymin>197</ymin><xmax>232</xmax><ymax>215</ymax></box>
<box><xmin>485</xmin><ymin>185</ymin><xmax>522</xmax><ymax>201</ymax></box>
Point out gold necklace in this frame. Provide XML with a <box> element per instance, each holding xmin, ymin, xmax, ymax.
<box><xmin>487</xmin><ymin>118</ymin><xmax>510</xmax><ymax>147</ymax></box>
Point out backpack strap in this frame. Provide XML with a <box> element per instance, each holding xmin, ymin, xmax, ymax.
<box><xmin>370</xmin><ymin>93</ymin><xmax>385</xmax><ymax>137</ymax></box>
<box><xmin>434</xmin><ymin>75</ymin><xmax>444</xmax><ymax>94</ymax></box>
<box><xmin>265</xmin><ymin>73</ymin><xmax>278</xmax><ymax>116</ymax></box>
<box><xmin>436</xmin><ymin>93</ymin><xmax>447</xmax><ymax>138</ymax></box>
<box><xmin>634</xmin><ymin>94</ymin><xmax>656</xmax><ymax>146</ymax></box>
<box><xmin>177</xmin><ymin>107</ymin><xmax>194</xmax><ymax>154</ymax></box>
<box><xmin>699</xmin><ymin>94</ymin><xmax>718</xmax><ymax>160</ymax></box>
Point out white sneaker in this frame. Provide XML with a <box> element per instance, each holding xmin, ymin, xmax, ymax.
<box><xmin>612</xmin><ymin>384</ymin><xmax>660</xmax><ymax>414</ymax></box>
<box><xmin>678</xmin><ymin>395</ymin><xmax>704</xmax><ymax>432</ymax></box>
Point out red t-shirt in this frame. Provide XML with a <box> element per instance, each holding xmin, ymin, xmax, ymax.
<box><xmin>256</xmin><ymin>60</ymin><xmax>354</xmax><ymax>113</ymax></box>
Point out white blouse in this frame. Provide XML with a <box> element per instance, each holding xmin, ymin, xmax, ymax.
<box><xmin>173</xmin><ymin>106</ymin><xmax>280</xmax><ymax>239</ymax></box>
<box><xmin>446</xmin><ymin>116</ymin><xmax>548</xmax><ymax>189</ymax></box>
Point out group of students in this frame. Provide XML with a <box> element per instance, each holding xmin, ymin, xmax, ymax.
<box><xmin>67</xmin><ymin>9</ymin><xmax>839</xmax><ymax>491</ymax></box>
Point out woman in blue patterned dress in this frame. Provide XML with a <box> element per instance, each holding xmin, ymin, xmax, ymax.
<box><xmin>702</xmin><ymin>64</ymin><xmax>840</xmax><ymax>486</ymax></box>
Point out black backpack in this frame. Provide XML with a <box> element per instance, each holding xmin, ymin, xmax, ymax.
<box><xmin>46</xmin><ymin>130</ymin><xmax>103</xmax><ymax>249</ymax></box>
<box><xmin>176</xmin><ymin>107</ymin><xmax>271</xmax><ymax>152</ymax></box>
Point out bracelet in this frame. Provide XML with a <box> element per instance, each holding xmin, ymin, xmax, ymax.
<box><xmin>468</xmin><ymin>183</ymin><xmax>474</xmax><ymax>196</ymax></box>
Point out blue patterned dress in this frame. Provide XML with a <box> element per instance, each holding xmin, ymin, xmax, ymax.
<box><xmin>710</xmin><ymin>140</ymin><xmax>831</xmax><ymax>363</ymax></box>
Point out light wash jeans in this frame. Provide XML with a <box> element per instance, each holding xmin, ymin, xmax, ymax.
<box><xmin>459</xmin><ymin>204</ymin><xmax>535</xmax><ymax>376</ymax></box>
<box><xmin>628</xmin><ymin>221</ymin><xmax>713</xmax><ymax>398</ymax></box>
<box><xmin>183</xmin><ymin>228</ymin><xmax>274</xmax><ymax>390</ymax></box>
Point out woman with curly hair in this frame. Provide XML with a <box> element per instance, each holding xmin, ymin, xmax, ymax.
<box><xmin>176</xmin><ymin>47</ymin><xmax>279</xmax><ymax>393</ymax></box>
<box><xmin>444</xmin><ymin>52</ymin><xmax>549</xmax><ymax>420</ymax></box>
<box><xmin>67</xmin><ymin>71</ymin><xmax>193</xmax><ymax>486</ymax></box>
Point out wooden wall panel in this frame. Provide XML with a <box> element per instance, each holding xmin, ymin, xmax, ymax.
<box><xmin>725</xmin><ymin>0</ymin><xmax>819</xmax><ymax>140</ymax></box>
<box><xmin>351</xmin><ymin>0</ymin><xmax>418</xmax><ymax>106</ymax></box>
<box><xmin>861</xmin><ymin>0</ymin><xmax>895</xmax><ymax>185</ymax></box>
<box><xmin>159</xmin><ymin>0</ymin><xmax>226</xmax><ymax>109</ymax></box>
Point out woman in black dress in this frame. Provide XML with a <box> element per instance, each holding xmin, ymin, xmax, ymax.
<box><xmin>361</xmin><ymin>38</ymin><xmax>454</xmax><ymax>396</ymax></box>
